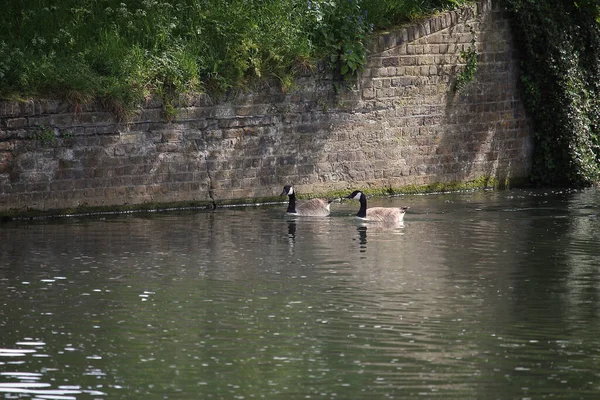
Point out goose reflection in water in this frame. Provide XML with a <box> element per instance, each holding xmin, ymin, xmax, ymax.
<box><xmin>287</xmin><ymin>219</ymin><xmax>297</xmax><ymax>249</ymax></box>
<box><xmin>357</xmin><ymin>225</ymin><xmax>367</xmax><ymax>253</ymax></box>
<box><xmin>283</xmin><ymin>217</ymin><xmax>333</xmax><ymax>253</ymax></box>
<box><xmin>354</xmin><ymin>220</ymin><xmax>405</xmax><ymax>253</ymax></box>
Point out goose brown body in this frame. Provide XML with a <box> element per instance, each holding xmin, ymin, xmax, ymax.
<box><xmin>281</xmin><ymin>185</ymin><xmax>332</xmax><ymax>217</ymax></box>
<box><xmin>345</xmin><ymin>190</ymin><xmax>408</xmax><ymax>223</ymax></box>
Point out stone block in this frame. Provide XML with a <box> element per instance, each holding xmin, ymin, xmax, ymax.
<box><xmin>75</xmin><ymin>112</ymin><xmax>116</xmax><ymax>126</ymax></box>
<box><xmin>362</xmin><ymin>88</ymin><xmax>375</xmax><ymax>100</ymax></box>
<box><xmin>382</xmin><ymin>57</ymin><xmax>399</xmax><ymax>67</ymax></box>
<box><xmin>0</xmin><ymin>152</ymin><xmax>14</xmax><ymax>174</ymax></box>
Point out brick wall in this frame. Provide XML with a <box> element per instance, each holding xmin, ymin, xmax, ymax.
<box><xmin>0</xmin><ymin>0</ymin><xmax>532</xmax><ymax>215</ymax></box>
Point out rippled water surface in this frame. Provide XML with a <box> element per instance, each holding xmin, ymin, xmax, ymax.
<box><xmin>2</xmin><ymin>188</ymin><xmax>600</xmax><ymax>399</ymax></box>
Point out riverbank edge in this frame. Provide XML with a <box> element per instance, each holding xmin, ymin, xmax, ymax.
<box><xmin>0</xmin><ymin>175</ymin><xmax>529</xmax><ymax>221</ymax></box>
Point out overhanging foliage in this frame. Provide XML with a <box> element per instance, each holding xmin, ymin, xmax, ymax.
<box><xmin>502</xmin><ymin>0</ymin><xmax>600</xmax><ymax>186</ymax></box>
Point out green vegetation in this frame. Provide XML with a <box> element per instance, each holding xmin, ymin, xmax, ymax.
<box><xmin>454</xmin><ymin>45</ymin><xmax>478</xmax><ymax>91</ymax></box>
<box><xmin>502</xmin><ymin>0</ymin><xmax>600</xmax><ymax>186</ymax></box>
<box><xmin>33</xmin><ymin>125</ymin><xmax>56</xmax><ymax>145</ymax></box>
<box><xmin>0</xmin><ymin>0</ymin><xmax>470</xmax><ymax>119</ymax></box>
<box><xmin>454</xmin><ymin>27</ymin><xmax>478</xmax><ymax>91</ymax></box>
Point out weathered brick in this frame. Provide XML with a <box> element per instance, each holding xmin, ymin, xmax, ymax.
<box><xmin>382</xmin><ymin>57</ymin><xmax>399</xmax><ymax>67</ymax></box>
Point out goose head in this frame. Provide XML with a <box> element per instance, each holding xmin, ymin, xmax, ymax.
<box><xmin>281</xmin><ymin>185</ymin><xmax>294</xmax><ymax>197</ymax></box>
<box><xmin>345</xmin><ymin>190</ymin><xmax>365</xmax><ymax>201</ymax></box>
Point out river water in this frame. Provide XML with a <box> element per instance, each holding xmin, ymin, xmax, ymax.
<box><xmin>1</xmin><ymin>188</ymin><xmax>600</xmax><ymax>399</ymax></box>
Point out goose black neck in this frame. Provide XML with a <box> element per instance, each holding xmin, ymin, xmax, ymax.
<box><xmin>286</xmin><ymin>192</ymin><xmax>296</xmax><ymax>213</ymax></box>
<box><xmin>356</xmin><ymin>194</ymin><xmax>367</xmax><ymax>218</ymax></box>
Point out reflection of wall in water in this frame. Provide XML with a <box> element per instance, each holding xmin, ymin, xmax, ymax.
<box><xmin>564</xmin><ymin>191</ymin><xmax>600</xmax><ymax>322</ymax></box>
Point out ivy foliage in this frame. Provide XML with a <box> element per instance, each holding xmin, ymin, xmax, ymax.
<box><xmin>454</xmin><ymin>33</ymin><xmax>478</xmax><ymax>91</ymax></box>
<box><xmin>502</xmin><ymin>0</ymin><xmax>600</xmax><ymax>186</ymax></box>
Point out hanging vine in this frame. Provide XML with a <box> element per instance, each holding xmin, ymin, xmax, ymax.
<box><xmin>502</xmin><ymin>0</ymin><xmax>600</xmax><ymax>186</ymax></box>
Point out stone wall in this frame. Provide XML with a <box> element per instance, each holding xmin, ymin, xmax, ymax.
<box><xmin>0</xmin><ymin>0</ymin><xmax>532</xmax><ymax>216</ymax></box>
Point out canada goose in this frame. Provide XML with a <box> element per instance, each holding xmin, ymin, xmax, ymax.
<box><xmin>345</xmin><ymin>190</ymin><xmax>408</xmax><ymax>223</ymax></box>
<box><xmin>281</xmin><ymin>185</ymin><xmax>332</xmax><ymax>217</ymax></box>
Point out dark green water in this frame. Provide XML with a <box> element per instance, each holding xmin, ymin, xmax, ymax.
<box><xmin>1</xmin><ymin>188</ymin><xmax>600</xmax><ymax>399</ymax></box>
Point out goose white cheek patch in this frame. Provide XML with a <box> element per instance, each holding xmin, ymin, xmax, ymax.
<box><xmin>353</xmin><ymin>193</ymin><xmax>362</xmax><ymax>200</ymax></box>
<box><xmin>288</xmin><ymin>187</ymin><xmax>294</xmax><ymax>195</ymax></box>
